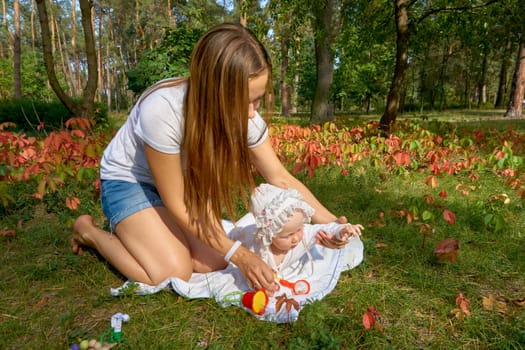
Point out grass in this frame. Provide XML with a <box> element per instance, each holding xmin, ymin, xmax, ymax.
<box><xmin>1</xmin><ymin>111</ymin><xmax>525</xmax><ymax>349</ymax></box>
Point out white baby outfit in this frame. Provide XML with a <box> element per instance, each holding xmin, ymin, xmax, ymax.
<box><xmin>231</xmin><ymin>183</ymin><xmax>357</xmax><ymax>275</ymax></box>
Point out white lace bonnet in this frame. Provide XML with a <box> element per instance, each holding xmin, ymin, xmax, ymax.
<box><xmin>251</xmin><ymin>183</ymin><xmax>315</xmax><ymax>249</ymax></box>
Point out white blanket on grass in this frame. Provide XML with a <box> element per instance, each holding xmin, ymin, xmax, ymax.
<box><xmin>110</xmin><ymin>216</ymin><xmax>364</xmax><ymax>323</ymax></box>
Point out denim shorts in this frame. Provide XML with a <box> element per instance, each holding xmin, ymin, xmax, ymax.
<box><xmin>101</xmin><ymin>180</ymin><xmax>164</xmax><ymax>231</ymax></box>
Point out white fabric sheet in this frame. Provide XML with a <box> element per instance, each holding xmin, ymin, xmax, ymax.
<box><xmin>110</xmin><ymin>216</ymin><xmax>364</xmax><ymax>323</ymax></box>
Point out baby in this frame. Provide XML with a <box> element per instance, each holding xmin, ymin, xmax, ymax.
<box><xmin>229</xmin><ymin>183</ymin><xmax>363</xmax><ymax>273</ymax></box>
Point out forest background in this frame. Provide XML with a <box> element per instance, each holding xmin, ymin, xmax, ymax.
<box><xmin>1</xmin><ymin>0</ymin><xmax>524</xmax><ymax>132</ymax></box>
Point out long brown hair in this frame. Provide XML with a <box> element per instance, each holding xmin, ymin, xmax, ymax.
<box><xmin>184</xmin><ymin>23</ymin><xmax>273</xmax><ymax>243</ymax></box>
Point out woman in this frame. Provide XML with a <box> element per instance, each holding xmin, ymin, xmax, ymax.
<box><xmin>72</xmin><ymin>23</ymin><xmax>345</xmax><ymax>294</ymax></box>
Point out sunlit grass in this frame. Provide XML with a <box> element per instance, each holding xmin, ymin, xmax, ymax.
<box><xmin>1</xmin><ymin>112</ymin><xmax>524</xmax><ymax>349</ymax></box>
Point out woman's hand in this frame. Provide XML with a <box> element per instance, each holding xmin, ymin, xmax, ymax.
<box><xmin>231</xmin><ymin>247</ymin><xmax>279</xmax><ymax>295</ymax></box>
<box><xmin>337</xmin><ymin>216</ymin><xmax>348</xmax><ymax>224</ymax></box>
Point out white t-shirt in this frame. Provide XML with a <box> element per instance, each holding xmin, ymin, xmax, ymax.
<box><xmin>100</xmin><ymin>81</ymin><xmax>269</xmax><ymax>184</ymax></box>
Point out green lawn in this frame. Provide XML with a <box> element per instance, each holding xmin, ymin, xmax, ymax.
<box><xmin>1</xmin><ymin>111</ymin><xmax>524</xmax><ymax>349</ymax></box>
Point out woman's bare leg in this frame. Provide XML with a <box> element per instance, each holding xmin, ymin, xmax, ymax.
<box><xmin>72</xmin><ymin>207</ymin><xmax>196</xmax><ymax>285</ymax></box>
<box><xmin>72</xmin><ymin>215</ymin><xmax>152</xmax><ymax>283</ymax></box>
<box><xmin>185</xmin><ymin>233</ymin><xmax>228</xmax><ymax>273</ymax></box>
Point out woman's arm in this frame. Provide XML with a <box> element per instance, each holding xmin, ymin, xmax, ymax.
<box><xmin>250</xmin><ymin>137</ymin><xmax>345</xmax><ymax>224</ymax></box>
<box><xmin>144</xmin><ymin>145</ymin><xmax>227</xmax><ymax>247</ymax></box>
<box><xmin>144</xmin><ymin>144</ymin><xmax>278</xmax><ymax>292</ymax></box>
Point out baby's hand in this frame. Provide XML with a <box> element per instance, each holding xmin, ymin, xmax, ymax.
<box><xmin>317</xmin><ymin>230</ymin><xmax>347</xmax><ymax>249</ymax></box>
<box><xmin>336</xmin><ymin>223</ymin><xmax>364</xmax><ymax>241</ymax></box>
<box><xmin>317</xmin><ymin>224</ymin><xmax>364</xmax><ymax>249</ymax></box>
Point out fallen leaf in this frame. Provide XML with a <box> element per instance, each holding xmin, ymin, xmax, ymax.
<box><xmin>1</xmin><ymin>228</ymin><xmax>17</xmax><ymax>236</ymax></box>
<box><xmin>488</xmin><ymin>193</ymin><xmax>510</xmax><ymax>205</ymax></box>
<box><xmin>511</xmin><ymin>297</ymin><xmax>525</xmax><ymax>307</ymax></box>
<box><xmin>35</xmin><ymin>296</ymin><xmax>49</xmax><ymax>308</ymax></box>
<box><xmin>275</xmin><ymin>294</ymin><xmax>286</xmax><ymax>312</ymax></box>
<box><xmin>419</xmin><ymin>223</ymin><xmax>434</xmax><ymax>234</ymax></box>
<box><xmin>362</xmin><ymin>310</ymin><xmax>375</xmax><ymax>330</ymax></box>
<box><xmin>443</xmin><ymin>209</ymin><xmax>456</xmax><ymax>225</ymax></box>
<box><xmin>289</xmin><ymin>298</ymin><xmax>300</xmax><ymax>311</ymax></box>
<box><xmin>425</xmin><ymin>175</ymin><xmax>439</xmax><ymax>188</ymax></box>
<box><xmin>455</xmin><ymin>184</ymin><xmax>471</xmax><ymax>196</ymax></box>
<box><xmin>450</xmin><ymin>308</ymin><xmax>465</xmax><ymax>320</ymax></box>
<box><xmin>368</xmin><ymin>220</ymin><xmax>386</xmax><ymax>227</ymax></box>
<box><xmin>362</xmin><ymin>306</ymin><xmax>383</xmax><ymax>332</ymax></box>
<box><xmin>424</xmin><ymin>194</ymin><xmax>435</xmax><ymax>204</ymax></box>
<box><xmin>286</xmin><ymin>302</ymin><xmax>292</xmax><ymax>312</ymax></box>
<box><xmin>482</xmin><ymin>294</ymin><xmax>508</xmax><ymax>314</ymax></box>
<box><xmin>66</xmin><ymin>196</ymin><xmax>80</xmax><ymax>210</ymax></box>
<box><xmin>434</xmin><ymin>238</ymin><xmax>459</xmax><ymax>262</ymax></box>
<box><xmin>455</xmin><ymin>293</ymin><xmax>471</xmax><ymax>316</ymax></box>
<box><xmin>406</xmin><ymin>210</ymin><xmax>417</xmax><ymax>224</ymax></box>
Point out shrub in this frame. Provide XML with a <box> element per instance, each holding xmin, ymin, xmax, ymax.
<box><xmin>0</xmin><ymin>98</ymin><xmax>108</xmax><ymax>133</ymax></box>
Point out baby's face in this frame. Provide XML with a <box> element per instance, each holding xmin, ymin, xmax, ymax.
<box><xmin>271</xmin><ymin>210</ymin><xmax>305</xmax><ymax>253</ymax></box>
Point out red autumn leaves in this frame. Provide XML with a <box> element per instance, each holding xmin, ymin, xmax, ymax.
<box><xmin>451</xmin><ymin>293</ymin><xmax>471</xmax><ymax>319</ymax></box>
<box><xmin>1</xmin><ymin>119</ymin><xmax>109</xmax><ymax>212</ymax></box>
<box><xmin>434</xmin><ymin>238</ymin><xmax>459</xmax><ymax>262</ymax></box>
<box><xmin>362</xmin><ymin>306</ymin><xmax>383</xmax><ymax>332</ymax></box>
<box><xmin>363</xmin><ymin>292</ymin><xmax>524</xmax><ymax>332</ymax></box>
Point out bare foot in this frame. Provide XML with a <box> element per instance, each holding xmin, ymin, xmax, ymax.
<box><xmin>71</xmin><ymin>215</ymin><xmax>97</xmax><ymax>255</ymax></box>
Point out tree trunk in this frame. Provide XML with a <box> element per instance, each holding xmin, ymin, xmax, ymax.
<box><xmin>30</xmin><ymin>0</ymin><xmax>36</xmax><ymax>51</ymax></box>
<box><xmin>0</xmin><ymin>0</ymin><xmax>4</xmax><ymax>57</ymax></box>
<box><xmin>79</xmin><ymin>0</ymin><xmax>98</xmax><ymax>116</ymax></box>
<box><xmin>36</xmin><ymin>0</ymin><xmax>97</xmax><ymax>119</ymax></box>
<box><xmin>477</xmin><ymin>48</ymin><xmax>488</xmax><ymax>106</ymax></box>
<box><xmin>311</xmin><ymin>0</ymin><xmax>337</xmax><ymax>124</ymax></box>
<box><xmin>418</xmin><ymin>47</ymin><xmax>428</xmax><ymax>112</ymax></box>
<box><xmin>379</xmin><ymin>0</ymin><xmax>409</xmax><ymax>134</ymax></box>
<box><xmin>168</xmin><ymin>0</ymin><xmax>175</xmax><ymax>26</ymax></box>
<box><xmin>438</xmin><ymin>43</ymin><xmax>451</xmax><ymax>110</ymax></box>
<box><xmin>48</xmin><ymin>0</ymin><xmax>55</xmax><ymax>54</ymax></box>
<box><xmin>136</xmin><ymin>0</ymin><xmax>145</xmax><ymax>50</ymax></box>
<box><xmin>495</xmin><ymin>40</ymin><xmax>512</xmax><ymax>108</ymax></box>
<box><xmin>240</xmin><ymin>0</ymin><xmax>248</xmax><ymax>27</ymax></box>
<box><xmin>97</xmin><ymin>2</ymin><xmax>103</xmax><ymax>103</ymax></box>
<box><xmin>463</xmin><ymin>51</ymin><xmax>471</xmax><ymax>108</ymax></box>
<box><xmin>504</xmin><ymin>39</ymin><xmax>525</xmax><ymax>118</ymax></box>
<box><xmin>106</xmin><ymin>42</ymin><xmax>112</xmax><ymax>111</ymax></box>
<box><xmin>13</xmin><ymin>0</ymin><xmax>21</xmax><ymax>98</ymax></box>
<box><xmin>56</xmin><ymin>20</ymin><xmax>73</xmax><ymax>96</ymax></box>
<box><xmin>280</xmin><ymin>33</ymin><xmax>290</xmax><ymax>117</ymax></box>
<box><xmin>72</xmin><ymin>0</ymin><xmax>81</xmax><ymax>95</ymax></box>
<box><xmin>291</xmin><ymin>71</ymin><xmax>298</xmax><ymax>114</ymax></box>
<box><xmin>2</xmin><ymin>0</ymin><xmax>12</xmax><ymax>58</ymax></box>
